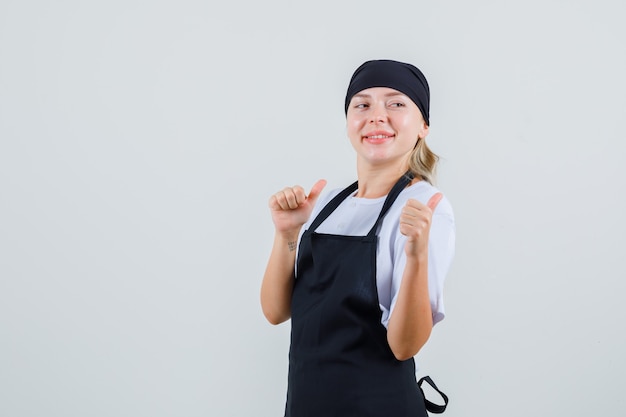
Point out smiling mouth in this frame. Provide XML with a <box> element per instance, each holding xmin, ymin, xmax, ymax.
<box><xmin>365</xmin><ymin>134</ymin><xmax>394</xmax><ymax>139</ymax></box>
<box><xmin>363</xmin><ymin>133</ymin><xmax>395</xmax><ymax>144</ymax></box>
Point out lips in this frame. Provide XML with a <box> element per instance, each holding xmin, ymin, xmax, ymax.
<box><xmin>363</xmin><ymin>131</ymin><xmax>395</xmax><ymax>143</ymax></box>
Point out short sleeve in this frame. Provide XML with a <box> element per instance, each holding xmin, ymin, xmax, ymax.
<box><xmin>385</xmin><ymin>195</ymin><xmax>456</xmax><ymax>327</ymax></box>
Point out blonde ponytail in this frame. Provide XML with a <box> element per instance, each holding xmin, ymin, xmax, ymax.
<box><xmin>408</xmin><ymin>138</ymin><xmax>439</xmax><ymax>184</ymax></box>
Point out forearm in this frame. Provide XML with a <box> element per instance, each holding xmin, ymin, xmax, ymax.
<box><xmin>260</xmin><ymin>232</ymin><xmax>300</xmax><ymax>325</ymax></box>
<box><xmin>386</xmin><ymin>254</ymin><xmax>433</xmax><ymax>360</ymax></box>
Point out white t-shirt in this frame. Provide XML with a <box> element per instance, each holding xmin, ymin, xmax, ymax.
<box><xmin>297</xmin><ymin>180</ymin><xmax>455</xmax><ymax>328</ymax></box>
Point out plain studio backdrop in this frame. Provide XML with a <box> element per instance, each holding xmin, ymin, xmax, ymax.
<box><xmin>1</xmin><ymin>0</ymin><xmax>625</xmax><ymax>416</ymax></box>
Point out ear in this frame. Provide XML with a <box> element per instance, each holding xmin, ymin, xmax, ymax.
<box><xmin>418</xmin><ymin>121</ymin><xmax>429</xmax><ymax>140</ymax></box>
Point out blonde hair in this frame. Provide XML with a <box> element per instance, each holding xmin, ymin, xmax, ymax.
<box><xmin>408</xmin><ymin>137</ymin><xmax>439</xmax><ymax>184</ymax></box>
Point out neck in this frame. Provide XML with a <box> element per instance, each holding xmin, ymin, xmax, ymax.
<box><xmin>355</xmin><ymin>161</ymin><xmax>412</xmax><ymax>198</ymax></box>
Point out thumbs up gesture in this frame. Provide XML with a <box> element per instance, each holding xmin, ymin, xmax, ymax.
<box><xmin>268</xmin><ymin>179</ymin><xmax>327</xmax><ymax>235</ymax></box>
<box><xmin>399</xmin><ymin>193</ymin><xmax>443</xmax><ymax>258</ymax></box>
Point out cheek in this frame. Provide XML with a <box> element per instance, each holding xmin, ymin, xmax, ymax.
<box><xmin>398</xmin><ymin>115</ymin><xmax>424</xmax><ymax>139</ymax></box>
<box><xmin>346</xmin><ymin>117</ymin><xmax>364</xmax><ymax>139</ymax></box>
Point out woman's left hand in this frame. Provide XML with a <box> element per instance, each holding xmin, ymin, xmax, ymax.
<box><xmin>399</xmin><ymin>193</ymin><xmax>443</xmax><ymax>258</ymax></box>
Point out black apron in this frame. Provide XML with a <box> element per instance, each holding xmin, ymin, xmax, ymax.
<box><xmin>285</xmin><ymin>174</ymin><xmax>448</xmax><ymax>417</ymax></box>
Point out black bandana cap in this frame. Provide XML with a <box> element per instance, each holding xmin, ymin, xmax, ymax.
<box><xmin>344</xmin><ymin>59</ymin><xmax>430</xmax><ymax>125</ymax></box>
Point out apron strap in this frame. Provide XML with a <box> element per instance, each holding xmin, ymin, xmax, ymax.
<box><xmin>366</xmin><ymin>172</ymin><xmax>414</xmax><ymax>238</ymax></box>
<box><xmin>306</xmin><ymin>171</ymin><xmax>413</xmax><ymax>236</ymax></box>
<box><xmin>307</xmin><ymin>180</ymin><xmax>358</xmax><ymax>232</ymax></box>
<box><xmin>418</xmin><ymin>375</ymin><xmax>449</xmax><ymax>414</ymax></box>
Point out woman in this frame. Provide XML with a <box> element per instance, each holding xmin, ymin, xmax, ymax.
<box><xmin>261</xmin><ymin>59</ymin><xmax>455</xmax><ymax>416</ymax></box>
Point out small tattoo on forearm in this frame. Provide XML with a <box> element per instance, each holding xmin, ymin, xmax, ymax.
<box><xmin>288</xmin><ymin>241</ymin><xmax>297</xmax><ymax>252</ymax></box>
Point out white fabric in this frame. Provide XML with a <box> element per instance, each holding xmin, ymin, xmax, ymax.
<box><xmin>297</xmin><ymin>180</ymin><xmax>455</xmax><ymax>328</ymax></box>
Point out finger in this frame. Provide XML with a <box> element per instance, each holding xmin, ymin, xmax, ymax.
<box><xmin>284</xmin><ymin>186</ymin><xmax>305</xmax><ymax>209</ymax></box>
<box><xmin>404</xmin><ymin>197</ymin><xmax>427</xmax><ymax>210</ymax></box>
<box><xmin>306</xmin><ymin>179</ymin><xmax>327</xmax><ymax>204</ymax></box>
<box><xmin>268</xmin><ymin>194</ymin><xmax>280</xmax><ymax>210</ymax></box>
<box><xmin>295</xmin><ymin>185</ymin><xmax>310</xmax><ymax>205</ymax></box>
<box><xmin>427</xmin><ymin>193</ymin><xmax>443</xmax><ymax>211</ymax></box>
<box><xmin>271</xmin><ymin>191</ymin><xmax>292</xmax><ymax>210</ymax></box>
<box><xmin>400</xmin><ymin>205</ymin><xmax>418</xmax><ymax>221</ymax></box>
<box><xmin>269</xmin><ymin>189</ymin><xmax>297</xmax><ymax>210</ymax></box>
<box><xmin>267</xmin><ymin>194</ymin><xmax>280</xmax><ymax>210</ymax></box>
<box><xmin>400</xmin><ymin>212</ymin><xmax>426</xmax><ymax>228</ymax></box>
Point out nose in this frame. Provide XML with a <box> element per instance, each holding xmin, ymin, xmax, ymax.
<box><xmin>369</xmin><ymin>104</ymin><xmax>387</xmax><ymax>123</ymax></box>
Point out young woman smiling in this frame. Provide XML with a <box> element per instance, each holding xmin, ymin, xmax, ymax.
<box><xmin>261</xmin><ymin>59</ymin><xmax>455</xmax><ymax>417</ymax></box>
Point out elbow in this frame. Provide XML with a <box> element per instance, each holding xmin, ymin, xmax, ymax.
<box><xmin>390</xmin><ymin>346</ymin><xmax>422</xmax><ymax>361</ymax></box>
<box><xmin>261</xmin><ymin>306</ymin><xmax>290</xmax><ymax>325</ymax></box>
<box><xmin>260</xmin><ymin>290</ymin><xmax>291</xmax><ymax>325</ymax></box>
<box><xmin>264</xmin><ymin>314</ymin><xmax>286</xmax><ymax>326</ymax></box>
<box><xmin>388</xmin><ymin>329</ymin><xmax>432</xmax><ymax>361</ymax></box>
<box><xmin>393</xmin><ymin>352</ymin><xmax>415</xmax><ymax>362</ymax></box>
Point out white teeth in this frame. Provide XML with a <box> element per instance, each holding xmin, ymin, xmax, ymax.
<box><xmin>368</xmin><ymin>135</ymin><xmax>391</xmax><ymax>139</ymax></box>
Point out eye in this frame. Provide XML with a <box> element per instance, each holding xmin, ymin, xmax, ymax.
<box><xmin>354</xmin><ymin>103</ymin><xmax>369</xmax><ymax>109</ymax></box>
<box><xmin>389</xmin><ymin>102</ymin><xmax>406</xmax><ymax>108</ymax></box>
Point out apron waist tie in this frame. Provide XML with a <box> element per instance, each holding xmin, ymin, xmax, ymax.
<box><xmin>418</xmin><ymin>376</ymin><xmax>449</xmax><ymax>414</ymax></box>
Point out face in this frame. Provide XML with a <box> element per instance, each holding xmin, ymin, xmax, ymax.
<box><xmin>346</xmin><ymin>87</ymin><xmax>428</xmax><ymax>170</ymax></box>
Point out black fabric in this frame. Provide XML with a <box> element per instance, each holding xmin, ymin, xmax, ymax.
<box><xmin>344</xmin><ymin>59</ymin><xmax>431</xmax><ymax>125</ymax></box>
<box><xmin>418</xmin><ymin>375</ymin><xmax>449</xmax><ymax>414</ymax></box>
<box><xmin>286</xmin><ymin>173</ymin><xmax>444</xmax><ymax>417</ymax></box>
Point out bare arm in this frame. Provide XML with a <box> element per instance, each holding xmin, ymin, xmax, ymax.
<box><xmin>260</xmin><ymin>232</ymin><xmax>299</xmax><ymax>325</ymax></box>
<box><xmin>260</xmin><ymin>180</ymin><xmax>327</xmax><ymax>325</ymax></box>
<box><xmin>386</xmin><ymin>193</ymin><xmax>442</xmax><ymax>360</ymax></box>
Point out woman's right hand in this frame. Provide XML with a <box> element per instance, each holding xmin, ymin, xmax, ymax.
<box><xmin>268</xmin><ymin>179</ymin><xmax>327</xmax><ymax>235</ymax></box>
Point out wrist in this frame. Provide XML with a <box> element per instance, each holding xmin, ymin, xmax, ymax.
<box><xmin>405</xmin><ymin>250</ymin><xmax>428</xmax><ymax>264</ymax></box>
<box><xmin>275</xmin><ymin>232</ymin><xmax>301</xmax><ymax>252</ymax></box>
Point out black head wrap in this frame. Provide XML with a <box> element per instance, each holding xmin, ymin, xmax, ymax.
<box><xmin>344</xmin><ymin>59</ymin><xmax>430</xmax><ymax>125</ymax></box>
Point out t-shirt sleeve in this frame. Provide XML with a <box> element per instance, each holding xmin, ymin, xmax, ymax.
<box><xmin>385</xmin><ymin>196</ymin><xmax>456</xmax><ymax>327</ymax></box>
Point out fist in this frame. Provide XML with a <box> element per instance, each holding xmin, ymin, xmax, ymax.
<box><xmin>268</xmin><ymin>179</ymin><xmax>327</xmax><ymax>234</ymax></box>
<box><xmin>399</xmin><ymin>192</ymin><xmax>443</xmax><ymax>257</ymax></box>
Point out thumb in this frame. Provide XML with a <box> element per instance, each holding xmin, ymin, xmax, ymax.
<box><xmin>307</xmin><ymin>179</ymin><xmax>327</xmax><ymax>204</ymax></box>
<box><xmin>427</xmin><ymin>192</ymin><xmax>443</xmax><ymax>211</ymax></box>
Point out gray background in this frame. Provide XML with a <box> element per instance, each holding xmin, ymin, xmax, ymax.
<box><xmin>1</xmin><ymin>0</ymin><xmax>625</xmax><ymax>416</ymax></box>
